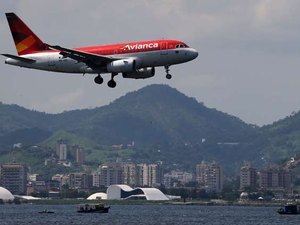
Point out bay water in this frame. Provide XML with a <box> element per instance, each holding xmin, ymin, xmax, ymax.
<box><xmin>0</xmin><ymin>204</ymin><xmax>299</xmax><ymax>225</ymax></box>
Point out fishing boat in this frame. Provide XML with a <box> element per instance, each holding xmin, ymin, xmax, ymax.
<box><xmin>278</xmin><ymin>203</ymin><xmax>300</xmax><ymax>215</ymax></box>
<box><xmin>77</xmin><ymin>203</ymin><xmax>110</xmax><ymax>213</ymax></box>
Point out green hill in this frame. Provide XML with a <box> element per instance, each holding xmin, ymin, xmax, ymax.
<box><xmin>0</xmin><ymin>84</ymin><xmax>261</xmax><ymax>173</ymax></box>
<box><xmin>257</xmin><ymin>111</ymin><xmax>300</xmax><ymax>163</ymax></box>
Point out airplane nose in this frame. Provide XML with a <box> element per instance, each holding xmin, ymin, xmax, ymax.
<box><xmin>190</xmin><ymin>48</ymin><xmax>198</xmax><ymax>59</ymax></box>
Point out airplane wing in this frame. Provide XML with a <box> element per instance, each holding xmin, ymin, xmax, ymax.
<box><xmin>46</xmin><ymin>44</ymin><xmax>120</xmax><ymax>69</ymax></box>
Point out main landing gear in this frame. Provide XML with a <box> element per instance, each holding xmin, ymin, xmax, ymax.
<box><xmin>107</xmin><ymin>73</ymin><xmax>117</xmax><ymax>88</ymax></box>
<box><xmin>94</xmin><ymin>73</ymin><xmax>117</xmax><ymax>88</ymax></box>
<box><xmin>165</xmin><ymin>66</ymin><xmax>172</xmax><ymax>80</ymax></box>
<box><xmin>94</xmin><ymin>74</ymin><xmax>103</xmax><ymax>84</ymax></box>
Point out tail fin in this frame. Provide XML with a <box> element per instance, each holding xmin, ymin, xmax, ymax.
<box><xmin>5</xmin><ymin>12</ymin><xmax>49</xmax><ymax>55</ymax></box>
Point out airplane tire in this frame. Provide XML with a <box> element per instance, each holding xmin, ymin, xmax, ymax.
<box><xmin>107</xmin><ymin>80</ymin><xmax>116</xmax><ymax>88</ymax></box>
<box><xmin>166</xmin><ymin>74</ymin><xmax>172</xmax><ymax>79</ymax></box>
<box><xmin>94</xmin><ymin>76</ymin><xmax>103</xmax><ymax>84</ymax></box>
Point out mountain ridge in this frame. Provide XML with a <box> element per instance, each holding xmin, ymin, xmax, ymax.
<box><xmin>1</xmin><ymin>84</ymin><xmax>299</xmax><ymax>173</ymax></box>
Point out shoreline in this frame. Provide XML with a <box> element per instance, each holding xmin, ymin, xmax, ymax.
<box><xmin>7</xmin><ymin>198</ymin><xmax>286</xmax><ymax>207</ymax></box>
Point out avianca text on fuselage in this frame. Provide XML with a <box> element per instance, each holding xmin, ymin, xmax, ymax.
<box><xmin>123</xmin><ymin>43</ymin><xmax>159</xmax><ymax>51</ymax></box>
<box><xmin>2</xmin><ymin>12</ymin><xmax>198</xmax><ymax>88</ymax></box>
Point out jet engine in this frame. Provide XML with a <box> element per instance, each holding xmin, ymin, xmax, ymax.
<box><xmin>107</xmin><ymin>58</ymin><xmax>141</xmax><ymax>73</ymax></box>
<box><xmin>122</xmin><ymin>67</ymin><xmax>155</xmax><ymax>79</ymax></box>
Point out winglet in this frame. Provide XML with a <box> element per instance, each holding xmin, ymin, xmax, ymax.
<box><xmin>5</xmin><ymin>12</ymin><xmax>50</xmax><ymax>55</ymax></box>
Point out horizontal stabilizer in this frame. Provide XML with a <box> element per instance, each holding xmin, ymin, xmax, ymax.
<box><xmin>1</xmin><ymin>54</ymin><xmax>36</xmax><ymax>63</ymax></box>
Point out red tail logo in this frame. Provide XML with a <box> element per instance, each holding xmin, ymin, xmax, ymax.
<box><xmin>6</xmin><ymin>13</ymin><xmax>49</xmax><ymax>55</ymax></box>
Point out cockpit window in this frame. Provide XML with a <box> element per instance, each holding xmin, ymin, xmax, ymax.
<box><xmin>175</xmin><ymin>44</ymin><xmax>189</xmax><ymax>48</ymax></box>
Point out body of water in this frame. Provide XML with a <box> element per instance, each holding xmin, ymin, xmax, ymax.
<box><xmin>0</xmin><ymin>204</ymin><xmax>299</xmax><ymax>225</ymax></box>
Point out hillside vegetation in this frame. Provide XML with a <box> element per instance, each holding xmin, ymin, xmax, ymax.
<box><xmin>1</xmin><ymin>84</ymin><xmax>299</xmax><ymax>174</ymax></box>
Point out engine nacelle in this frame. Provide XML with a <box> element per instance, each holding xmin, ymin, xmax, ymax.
<box><xmin>107</xmin><ymin>58</ymin><xmax>140</xmax><ymax>73</ymax></box>
<box><xmin>122</xmin><ymin>67</ymin><xmax>155</xmax><ymax>79</ymax></box>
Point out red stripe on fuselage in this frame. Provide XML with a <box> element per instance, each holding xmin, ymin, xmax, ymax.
<box><xmin>23</xmin><ymin>40</ymin><xmax>186</xmax><ymax>56</ymax></box>
<box><xmin>75</xmin><ymin>40</ymin><xmax>185</xmax><ymax>56</ymax></box>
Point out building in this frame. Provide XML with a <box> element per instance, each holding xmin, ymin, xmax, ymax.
<box><xmin>0</xmin><ymin>186</ymin><xmax>14</xmax><ymax>201</ymax></box>
<box><xmin>163</xmin><ymin>170</ymin><xmax>194</xmax><ymax>188</ymax></box>
<box><xmin>240</xmin><ymin>161</ymin><xmax>257</xmax><ymax>190</ymax></box>
<box><xmin>68</xmin><ymin>173</ymin><xmax>93</xmax><ymax>191</ymax></box>
<box><xmin>259</xmin><ymin>165</ymin><xmax>292</xmax><ymax>192</ymax></box>
<box><xmin>136</xmin><ymin>163</ymin><xmax>162</xmax><ymax>187</ymax></box>
<box><xmin>56</xmin><ymin>140</ymin><xmax>67</xmax><ymax>161</ymax></box>
<box><xmin>196</xmin><ymin>162</ymin><xmax>207</xmax><ymax>185</ymax></box>
<box><xmin>52</xmin><ymin>174</ymin><xmax>64</xmax><ymax>186</ymax></box>
<box><xmin>99</xmin><ymin>163</ymin><xmax>124</xmax><ymax>187</ymax></box>
<box><xmin>123</xmin><ymin>163</ymin><xmax>137</xmax><ymax>187</ymax></box>
<box><xmin>92</xmin><ymin>171</ymin><xmax>101</xmax><ymax>187</ymax></box>
<box><xmin>0</xmin><ymin>163</ymin><xmax>28</xmax><ymax>195</ymax></box>
<box><xmin>106</xmin><ymin>184</ymin><xmax>169</xmax><ymax>201</ymax></box>
<box><xmin>87</xmin><ymin>192</ymin><xmax>107</xmax><ymax>200</ymax></box>
<box><xmin>147</xmin><ymin>164</ymin><xmax>162</xmax><ymax>187</ymax></box>
<box><xmin>73</xmin><ymin>145</ymin><xmax>85</xmax><ymax>165</ymax></box>
<box><xmin>196</xmin><ymin>161</ymin><xmax>224</xmax><ymax>193</ymax></box>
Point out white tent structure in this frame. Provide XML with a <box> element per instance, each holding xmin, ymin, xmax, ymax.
<box><xmin>0</xmin><ymin>187</ymin><xmax>14</xmax><ymax>201</ymax></box>
<box><xmin>87</xmin><ymin>192</ymin><xmax>107</xmax><ymax>200</ymax></box>
<box><xmin>107</xmin><ymin>185</ymin><xmax>169</xmax><ymax>201</ymax></box>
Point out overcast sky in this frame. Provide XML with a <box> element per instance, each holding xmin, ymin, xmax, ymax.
<box><xmin>1</xmin><ymin>0</ymin><xmax>300</xmax><ymax>126</ymax></box>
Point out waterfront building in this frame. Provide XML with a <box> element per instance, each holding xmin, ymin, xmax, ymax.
<box><xmin>92</xmin><ymin>171</ymin><xmax>101</xmax><ymax>187</ymax></box>
<box><xmin>240</xmin><ymin>161</ymin><xmax>257</xmax><ymax>190</ymax></box>
<box><xmin>0</xmin><ymin>163</ymin><xmax>28</xmax><ymax>195</ymax></box>
<box><xmin>0</xmin><ymin>186</ymin><xmax>14</xmax><ymax>201</ymax></box>
<box><xmin>196</xmin><ymin>161</ymin><xmax>224</xmax><ymax>193</ymax></box>
<box><xmin>99</xmin><ymin>163</ymin><xmax>124</xmax><ymax>187</ymax></box>
<box><xmin>123</xmin><ymin>163</ymin><xmax>137</xmax><ymax>187</ymax></box>
<box><xmin>147</xmin><ymin>164</ymin><xmax>162</xmax><ymax>187</ymax></box>
<box><xmin>196</xmin><ymin>162</ymin><xmax>207</xmax><ymax>185</ymax></box>
<box><xmin>136</xmin><ymin>163</ymin><xmax>149</xmax><ymax>187</ymax></box>
<box><xmin>259</xmin><ymin>165</ymin><xmax>292</xmax><ymax>192</ymax></box>
<box><xmin>163</xmin><ymin>170</ymin><xmax>194</xmax><ymax>188</ymax></box>
<box><xmin>136</xmin><ymin>163</ymin><xmax>162</xmax><ymax>187</ymax></box>
<box><xmin>107</xmin><ymin>184</ymin><xmax>169</xmax><ymax>201</ymax></box>
<box><xmin>68</xmin><ymin>173</ymin><xmax>93</xmax><ymax>191</ymax></box>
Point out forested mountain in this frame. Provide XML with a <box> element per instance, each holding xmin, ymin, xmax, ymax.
<box><xmin>1</xmin><ymin>84</ymin><xmax>299</xmax><ymax>173</ymax></box>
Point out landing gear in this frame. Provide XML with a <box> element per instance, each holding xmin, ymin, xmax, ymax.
<box><xmin>166</xmin><ymin>74</ymin><xmax>172</xmax><ymax>79</ymax></box>
<box><xmin>108</xmin><ymin>79</ymin><xmax>116</xmax><ymax>88</ymax></box>
<box><xmin>165</xmin><ymin>65</ymin><xmax>172</xmax><ymax>79</ymax></box>
<box><xmin>94</xmin><ymin>74</ymin><xmax>103</xmax><ymax>84</ymax></box>
<box><xmin>107</xmin><ymin>73</ymin><xmax>117</xmax><ymax>88</ymax></box>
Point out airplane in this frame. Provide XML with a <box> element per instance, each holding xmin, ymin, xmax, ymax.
<box><xmin>2</xmin><ymin>12</ymin><xmax>198</xmax><ymax>88</ymax></box>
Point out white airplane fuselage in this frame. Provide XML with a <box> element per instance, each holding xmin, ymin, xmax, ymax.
<box><xmin>5</xmin><ymin>47</ymin><xmax>198</xmax><ymax>74</ymax></box>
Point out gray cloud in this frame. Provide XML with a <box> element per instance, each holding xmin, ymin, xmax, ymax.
<box><xmin>1</xmin><ymin>0</ymin><xmax>300</xmax><ymax>125</ymax></box>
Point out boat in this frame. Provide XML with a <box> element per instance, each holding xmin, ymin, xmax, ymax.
<box><xmin>38</xmin><ymin>209</ymin><xmax>54</xmax><ymax>214</ymax></box>
<box><xmin>278</xmin><ymin>203</ymin><xmax>300</xmax><ymax>215</ymax></box>
<box><xmin>77</xmin><ymin>203</ymin><xmax>110</xmax><ymax>213</ymax></box>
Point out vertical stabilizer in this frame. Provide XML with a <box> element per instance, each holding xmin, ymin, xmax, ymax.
<box><xmin>5</xmin><ymin>12</ymin><xmax>49</xmax><ymax>55</ymax></box>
